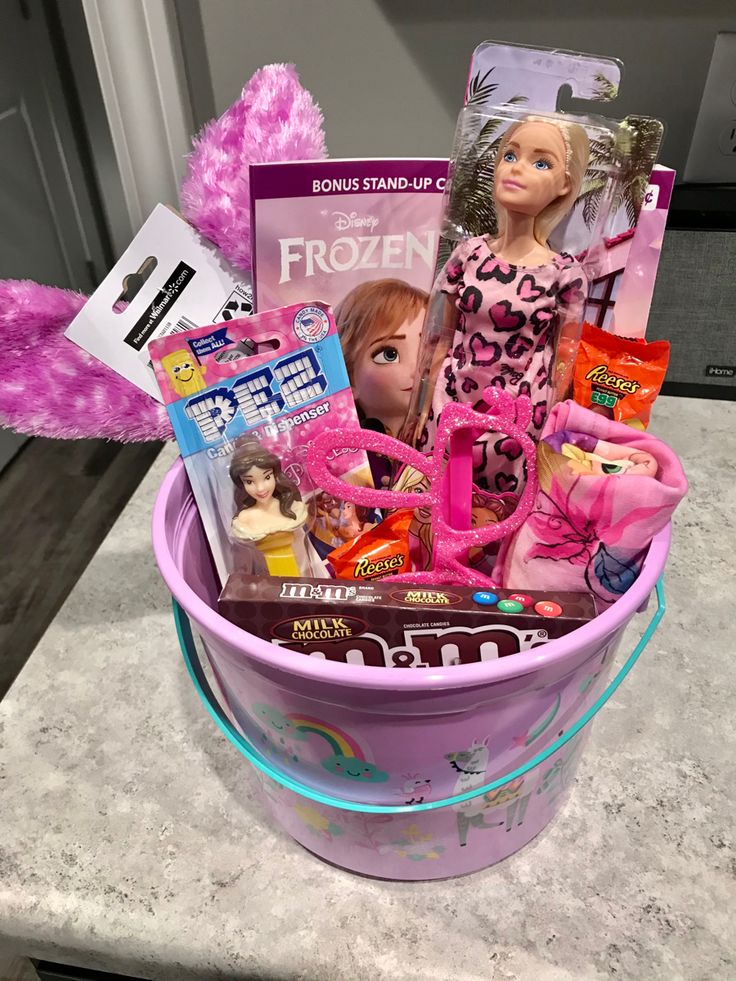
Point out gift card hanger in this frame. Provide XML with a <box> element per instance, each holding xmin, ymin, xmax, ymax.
<box><xmin>113</xmin><ymin>256</ymin><xmax>158</xmax><ymax>309</ymax></box>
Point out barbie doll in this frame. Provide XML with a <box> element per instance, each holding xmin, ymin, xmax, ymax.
<box><xmin>422</xmin><ymin>115</ymin><xmax>590</xmax><ymax>494</ymax></box>
<box><xmin>229</xmin><ymin>438</ymin><xmax>309</xmax><ymax>576</ymax></box>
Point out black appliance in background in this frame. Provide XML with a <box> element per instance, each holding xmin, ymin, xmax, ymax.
<box><xmin>651</xmin><ymin>184</ymin><xmax>736</xmax><ymax>400</ymax></box>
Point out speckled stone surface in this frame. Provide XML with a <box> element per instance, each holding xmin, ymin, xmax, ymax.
<box><xmin>0</xmin><ymin>396</ymin><xmax>734</xmax><ymax>981</ymax></box>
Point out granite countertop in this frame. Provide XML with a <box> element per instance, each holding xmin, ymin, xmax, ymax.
<box><xmin>0</xmin><ymin>395</ymin><xmax>734</xmax><ymax>981</ymax></box>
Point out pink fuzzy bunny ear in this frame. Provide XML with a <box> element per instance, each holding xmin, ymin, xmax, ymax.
<box><xmin>180</xmin><ymin>62</ymin><xmax>326</xmax><ymax>273</ymax></box>
<box><xmin>0</xmin><ymin>64</ymin><xmax>326</xmax><ymax>443</ymax></box>
<box><xmin>0</xmin><ymin>280</ymin><xmax>172</xmax><ymax>441</ymax></box>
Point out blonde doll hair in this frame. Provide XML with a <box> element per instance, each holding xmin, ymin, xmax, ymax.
<box><xmin>494</xmin><ymin>115</ymin><xmax>590</xmax><ymax>247</ymax></box>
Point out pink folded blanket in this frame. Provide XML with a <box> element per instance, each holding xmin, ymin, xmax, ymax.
<box><xmin>494</xmin><ymin>400</ymin><xmax>688</xmax><ymax>606</ymax></box>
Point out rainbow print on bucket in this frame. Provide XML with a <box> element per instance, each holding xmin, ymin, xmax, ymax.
<box><xmin>255</xmin><ymin>707</ymin><xmax>390</xmax><ymax>783</ymax></box>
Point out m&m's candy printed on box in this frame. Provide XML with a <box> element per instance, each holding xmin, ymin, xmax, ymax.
<box><xmin>218</xmin><ymin>574</ymin><xmax>598</xmax><ymax>668</ymax></box>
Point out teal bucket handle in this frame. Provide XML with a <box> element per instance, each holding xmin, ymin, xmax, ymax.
<box><xmin>174</xmin><ymin>578</ymin><xmax>665</xmax><ymax>815</ymax></box>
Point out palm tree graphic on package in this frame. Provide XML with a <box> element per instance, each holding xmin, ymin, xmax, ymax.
<box><xmin>438</xmin><ymin>67</ymin><xmax>663</xmax><ymax>271</ymax></box>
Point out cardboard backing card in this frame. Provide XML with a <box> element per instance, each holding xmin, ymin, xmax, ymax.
<box><xmin>65</xmin><ymin>204</ymin><xmax>252</xmax><ymax>401</ymax></box>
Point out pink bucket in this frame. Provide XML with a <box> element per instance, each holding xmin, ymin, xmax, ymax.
<box><xmin>152</xmin><ymin>458</ymin><xmax>669</xmax><ymax>880</ymax></box>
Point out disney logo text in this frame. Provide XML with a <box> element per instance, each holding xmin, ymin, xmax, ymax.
<box><xmin>333</xmin><ymin>211</ymin><xmax>380</xmax><ymax>232</ymax></box>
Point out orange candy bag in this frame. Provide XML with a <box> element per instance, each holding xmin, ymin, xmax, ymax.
<box><xmin>329</xmin><ymin>508</ymin><xmax>414</xmax><ymax>581</ymax></box>
<box><xmin>573</xmin><ymin>322</ymin><xmax>670</xmax><ymax>429</ymax></box>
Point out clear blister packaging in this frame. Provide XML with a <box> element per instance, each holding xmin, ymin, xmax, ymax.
<box><xmin>149</xmin><ymin>302</ymin><xmax>373</xmax><ymax>584</ymax></box>
<box><xmin>401</xmin><ymin>103</ymin><xmax>625</xmax><ymax>497</ymax></box>
<box><xmin>399</xmin><ymin>41</ymin><xmax>664</xmax><ymax>500</ymax></box>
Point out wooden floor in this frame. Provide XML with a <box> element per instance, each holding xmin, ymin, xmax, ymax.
<box><xmin>0</xmin><ymin>437</ymin><xmax>163</xmax><ymax>700</ymax></box>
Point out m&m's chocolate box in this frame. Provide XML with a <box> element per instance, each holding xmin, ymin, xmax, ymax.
<box><xmin>218</xmin><ymin>574</ymin><xmax>598</xmax><ymax>668</ymax></box>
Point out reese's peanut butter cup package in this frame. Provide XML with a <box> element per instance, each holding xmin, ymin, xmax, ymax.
<box><xmin>329</xmin><ymin>508</ymin><xmax>413</xmax><ymax>581</ymax></box>
<box><xmin>573</xmin><ymin>322</ymin><xmax>670</xmax><ymax>429</ymax></box>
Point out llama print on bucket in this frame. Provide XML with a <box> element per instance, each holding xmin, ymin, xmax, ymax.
<box><xmin>445</xmin><ymin>690</ymin><xmax>565</xmax><ymax>846</ymax></box>
<box><xmin>446</xmin><ymin>738</ymin><xmax>505</xmax><ymax>847</ymax></box>
<box><xmin>481</xmin><ymin>776</ymin><xmax>531</xmax><ymax>831</ymax></box>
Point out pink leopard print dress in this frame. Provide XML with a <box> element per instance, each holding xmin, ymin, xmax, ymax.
<box><xmin>421</xmin><ymin>235</ymin><xmax>586</xmax><ymax>494</ymax></box>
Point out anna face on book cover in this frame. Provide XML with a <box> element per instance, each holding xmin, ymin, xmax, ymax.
<box><xmin>334</xmin><ymin>278</ymin><xmax>427</xmax><ymax>437</ymax></box>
